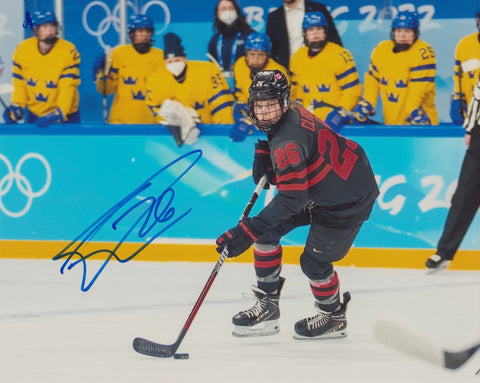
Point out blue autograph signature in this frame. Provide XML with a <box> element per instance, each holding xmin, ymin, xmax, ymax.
<box><xmin>53</xmin><ymin>149</ymin><xmax>202</xmax><ymax>291</ymax></box>
<box><xmin>23</xmin><ymin>11</ymin><xmax>33</xmax><ymax>29</ymax></box>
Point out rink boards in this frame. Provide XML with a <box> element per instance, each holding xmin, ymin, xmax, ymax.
<box><xmin>0</xmin><ymin>124</ymin><xmax>478</xmax><ymax>270</ymax></box>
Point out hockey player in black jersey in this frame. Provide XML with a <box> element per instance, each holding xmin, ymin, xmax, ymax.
<box><xmin>216</xmin><ymin>70</ymin><xmax>379</xmax><ymax>339</ymax></box>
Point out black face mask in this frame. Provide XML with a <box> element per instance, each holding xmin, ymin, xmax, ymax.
<box><xmin>249</xmin><ymin>66</ymin><xmax>263</xmax><ymax>79</ymax></box>
<box><xmin>133</xmin><ymin>42</ymin><xmax>152</xmax><ymax>54</ymax></box>
<box><xmin>393</xmin><ymin>43</ymin><xmax>411</xmax><ymax>53</ymax></box>
<box><xmin>305</xmin><ymin>39</ymin><xmax>327</xmax><ymax>57</ymax></box>
<box><xmin>43</xmin><ymin>36</ymin><xmax>58</xmax><ymax>45</ymax></box>
<box><xmin>249</xmin><ymin>59</ymin><xmax>268</xmax><ymax>79</ymax></box>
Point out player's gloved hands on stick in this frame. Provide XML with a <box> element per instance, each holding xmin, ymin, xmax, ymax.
<box><xmin>450</xmin><ymin>98</ymin><xmax>466</xmax><ymax>125</ymax></box>
<box><xmin>406</xmin><ymin>107</ymin><xmax>431</xmax><ymax>125</ymax></box>
<box><xmin>3</xmin><ymin>104</ymin><xmax>24</xmax><ymax>124</ymax></box>
<box><xmin>35</xmin><ymin>108</ymin><xmax>64</xmax><ymax>128</ymax></box>
<box><xmin>231</xmin><ymin>103</ymin><xmax>254</xmax><ymax>142</ymax></box>
<box><xmin>93</xmin><ymin>52</ymin><xmax>106</xmax><ymax>80</ymax></box>
<box><xmin>230</xmin><ymin>119</ymin><xmax>255</xmax><ymax>142</ymax></box>
<box><xmin>253</xmin><ymin>139</ymin><xmax>276</xmax><ymax>189</ymax></box>
<box><xmin>324</xmin><ymin>108</ymin><xmax>351</xmax><ymax>132</ymax></box>
<box><xmin>352</xmin><ymin>99</ymin><xmax>374</xmax><ymax>123</ymax></box>
<box><xmin>216</xmin><ymin>218</ymin><xmax>258</xmax><ymax>257</ymax></box>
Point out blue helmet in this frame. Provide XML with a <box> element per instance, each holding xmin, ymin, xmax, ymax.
<box><xmin>128</xmin><ymin>14</ymin><xmax>154</xmax><ymax>33</ymax></box>
<box><xmin>302</xmin><ymin>11</ymin><xmax>328</xmax><ymax>31</ymax></box>
<box><xmin>31</xmin><ymin>10</ymin><xmax>58</xmax><ymax>27</ymax></box>
<box><xmin>245</xmin><ymin>32</ymin><xmax>272</xmax><ymax>55</ymax></box>
<box><xmin>392</xmin><ymin>10</ymin><xmax>420</xmax><ymax>30</ymax></box>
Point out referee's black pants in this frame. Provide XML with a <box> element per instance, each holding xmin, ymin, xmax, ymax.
<box><xmin>437</xmin><ymin>127</ymin><xmax>480</xmax><ymax>260</ymax></box>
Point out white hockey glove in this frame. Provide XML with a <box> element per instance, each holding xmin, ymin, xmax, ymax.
<box><xmin>464</xmin><ymin>79</ymin><xmax>480</xmax><ymax>133</ymax></box>
<box><xmin>159</xmin><ymin>99</ymin><xmax>201</xmax><ymax>145</ymax></box>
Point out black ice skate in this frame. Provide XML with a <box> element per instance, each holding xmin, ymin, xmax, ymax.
<box><xmin>426</xmin><ymin>254</ymin><xmax>450</xmax><ymax>273</ymax></box>
<box><xmin>293</xmin><ymin>292</ymin><xmax>351</xmax><ymax>340</ymax></box>
<box><xmin>232</xmin><ymin>277</ymin><xmax>285</xmax><ymax>337</ymax></box>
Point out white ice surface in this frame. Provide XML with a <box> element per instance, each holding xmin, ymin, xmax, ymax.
<box><xmin>1</xmin><ymin>259</ymin><xmax>479</xmax><ymax>382</ymax></box>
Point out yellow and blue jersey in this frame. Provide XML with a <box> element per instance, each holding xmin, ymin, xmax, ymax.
<box><xmin>290</xmin><ymin>42</ymin><xmax>362</xmax><ymax>120</ymax></box>
<box><xmin>12</xmin><ymin>37</ymin><xmax>80</xmax><ymax>118</ymax></box>
<box><xmin>363</xmin><ymin>39</ymin><xmax>438</xmax><ymax>125</ymax></box>
<box><xmin>95</xmin><ymin>44</ymin><xmax>165</xmax><ymax>124</ymax></box>
<box><xmin>453</xmin><ymin>32</ymin><xmax>480</xmax><ymax>107</ymax></box>
<box><xmin>146</xmin><ymin>60</ymin><xmax>234</xmax><ymax>124</ymax></box>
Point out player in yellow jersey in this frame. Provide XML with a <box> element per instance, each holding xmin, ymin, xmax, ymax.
<box><xmin>3</xmin><ymin>10</ymin><xmax>80</xmax><ymax>127</ymax></box>
<box><xmin>230</xmin><ymin>32</ymin><xmax>289</xmax><ymax>141</ymax></box>
<box><xmin>353</xmin><ymin>11</ymin><xmax>438</xmax><ymax>125</ymax></box>
<box><xmin>93</xmin><ymin>14</ymin><xmax>164</xmax><ymax>124</ymax></box>
<box><xmin>146</xmin><ymin>33</ymin><xmax>234</xmax><ymax>145</ymax></box>
<box><xmin>450</xmin><ymin>8</ymin><xmax>480</xmax><ymax>125</ymax></box>
<box><xmin>290</xmin><ymin>12</ymin><xmax>361</xmax><ymax>132</ymax></box>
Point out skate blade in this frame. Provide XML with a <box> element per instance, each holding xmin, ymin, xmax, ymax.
<box><xmin>425</xmin><ymin>260</ymin><xmax>450</xmax><ymax>275</ymax></box>
<box><xmin>293</xmin><ymin>329</ymin><xmax>347</xmax><ymax>340</ymax></box>
<box><xmin>232</xmin><ymin>320</ymin><xmax>280</xmax><ymax>338</ymax></box>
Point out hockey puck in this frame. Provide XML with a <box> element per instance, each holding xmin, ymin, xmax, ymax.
<box><xmin>173</xmin><ymin>353</ymin><xmax>189</xmax><ymax>360</ymax></box>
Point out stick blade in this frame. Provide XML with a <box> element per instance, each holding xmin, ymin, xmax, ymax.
<box><xmin>445</xmin><ymin>342</ymin><xmax>480</xmax><ymax>370</ymax></box>
<box><xmin>375</xmin><ymin>320</ymin><xmax>480</xmax><ymax>370</ymax></box>
<box><xmin>133</xmin><ymin>337</ymin><xmax>176</xmax><ymax>358</ymax></box>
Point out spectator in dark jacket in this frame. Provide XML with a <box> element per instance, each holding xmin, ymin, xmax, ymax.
<box><xmin>266</xmin><ymin>0</ymin><xmax>342</xmax><ymax>70</ymax></box>
<box><xmin>208</xmin><ymin>0</ymin><xmax>254</xmax><ymax>88</ymax></box>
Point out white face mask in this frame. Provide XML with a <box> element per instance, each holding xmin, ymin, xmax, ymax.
<box><xmin>166</xmin><ymin>61</ymin><xmax>186</xmax><ymax>77</ymax></box>
<box><xmin>218</xmin><ymin>10</ymin><xmax>238</xmax><ymax>25</ymax></box>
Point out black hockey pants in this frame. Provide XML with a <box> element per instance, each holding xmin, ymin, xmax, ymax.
<box><xmin>437</xmin><ymin>127</ymin><xmax>480</xmax><ymax>260</ymax></box>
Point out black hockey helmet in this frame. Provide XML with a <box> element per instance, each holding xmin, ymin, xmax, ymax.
<box><xmin>248</xmin><ymin>70</ymin><xmax>290</xmax><ymax>132</ymax></box>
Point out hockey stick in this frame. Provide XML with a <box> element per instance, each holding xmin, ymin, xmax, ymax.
<box><xmin>0</xmin><ymin>83</ymin><xmax>14</xmax><ymax>111</ymax></box>
<box><xmin>206</xmin><ymin>52</ymin><xmax>235</xmax><ymax>91</ymax></box>
<box><xmin>457</xmin><ymin>62</ymin><xmax>466</xmax><ymax>120</ymax></box>
<box><xmin>0</xmin><ymin>87</ymin><xmax>22</xmax><ymax>123</ymax></box>
<box><xmin>0</xmin><ymin>93</ymin><xmax>8</xmax><ymax>111</ymax></box>
<box><xmin>0</xmin><ymin>94</ymin><xmax>16</xmax><ymax>122</ymax></box>
<box><xmin>99</xmin><ymin>46</ymin><xmax>112</xmax><ymax>123</ymax></box>
<box><xmin>133</xmin><ymin>175</ymin><xmax>268</xmax><ymax>358</ymax></box>
<box><xmin>316</xmin><ymin>100</ymin><xmax>380</xmax><ymax>125</ymax></box>
<box><xmin>206</xmin><ymin>52</ymin><xmax>222</xmax><ymax>71</ymax></box>
<box><xmin>375</xmin><ymin>320</ymin><xmax>480</xmax><ymax>370</ymax></box>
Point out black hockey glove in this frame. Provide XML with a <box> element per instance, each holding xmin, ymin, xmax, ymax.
<box><xmin>253</xmin><ymin>140</ymin><xmax>276</xmax><ymax>189</ymax></box>
<box><xmin>216</xmin><ymin>218</ymin><xmax>258</xmax><ymax>257</ymax></box>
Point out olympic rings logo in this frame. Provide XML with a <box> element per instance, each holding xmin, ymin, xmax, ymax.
<box><xmin>82</xmin><ymin>0</ymin><xmax>171</xmax><ymax>49</ymax></box>
<box><xmin>0</xmin><ymin>153</ymin><xmax>51</xmax><ymax>218</ymax></box>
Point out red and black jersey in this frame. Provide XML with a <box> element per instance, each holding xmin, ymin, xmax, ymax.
<box><xmin>252</xmin><ymin>105</ymin><xmax>379</xmax><ymax>231</ymax></box>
